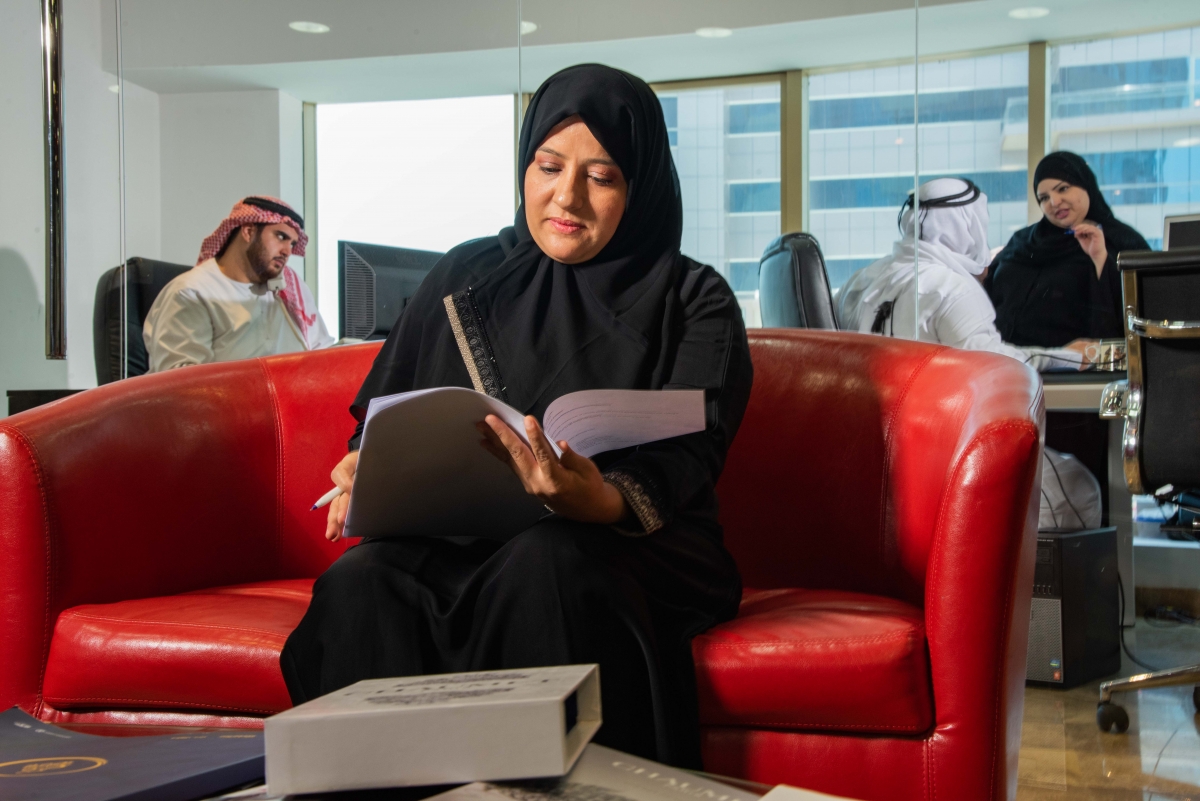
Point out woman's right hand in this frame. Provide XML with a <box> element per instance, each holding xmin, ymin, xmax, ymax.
<box><xmin>326</xmin><ymin>451</ymin><xmax>359</xmax><ymax>542</ymax></box>
<box><xmin>1063</xmin><ymin>338</ymin><xmax>1100</xmax><ymax>370</ymax></box>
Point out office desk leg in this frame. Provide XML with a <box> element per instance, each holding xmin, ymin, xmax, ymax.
<box><xmin>1108</xmin><ymin>419</ymin><xmax>1135</xmax><ymax>626</ymax></box>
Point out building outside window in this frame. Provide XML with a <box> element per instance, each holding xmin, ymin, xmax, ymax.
<box><xmin>807</xmin><ymin>52</ymin><xmax>1029</xmax><ymax>290</ymax></box>
<box><xmin>657</xmin><ymin>82</ymin><xmax>781</xmax><ymax>327</ymax></box>
<box><xmin>1050</xmin><ymin>25</ymin><xmax>1200</xmax><ymax>250</ymax></box>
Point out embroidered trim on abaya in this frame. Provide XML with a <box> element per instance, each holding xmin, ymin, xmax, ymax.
<box><xmin>445</xmin><ymin>289</ymin><xmax>508</xmax><ymax>402</ymax></box>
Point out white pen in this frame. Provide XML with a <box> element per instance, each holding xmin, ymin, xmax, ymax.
<box><xmin>311</xmin><ymin>486</ymin><xmax>344</xmax><ymax>511</ymax></box>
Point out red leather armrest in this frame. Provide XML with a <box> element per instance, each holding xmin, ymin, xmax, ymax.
<box><xmin>894</xmin><ymin>348</ymin><xmax>1043</xmax><ymax>799</ymax></box>
<box><xmin>0</xmin><ymin>344</ymin><xmax>379</xmax><ymax>714</ymax></box>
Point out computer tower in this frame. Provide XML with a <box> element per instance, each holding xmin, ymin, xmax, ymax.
<box><xmin>1026</xmin><ymin>527</ymin><xmax>1120</xmax><ymax>688</ymax></box>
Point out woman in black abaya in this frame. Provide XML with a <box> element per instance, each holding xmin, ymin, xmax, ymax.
<box><xmin>986</xmin><ymin>151</ymin><xmax>1150</xmax><ymax>347</ymax></box>
<box><xmin>281</xmin><ymin>64</ymin><xmax>752</xmax><ymax>767</ymax></box>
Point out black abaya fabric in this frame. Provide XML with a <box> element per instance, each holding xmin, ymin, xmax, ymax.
<box><xmin>985</xmin><ymin>151</ymin><xmax>1150</xmax><ymax>346</ymax></box>
<box><xmin>281</xmin><ymin>64</ymin><xmax>752</xmax><ymax>767</ymax></box>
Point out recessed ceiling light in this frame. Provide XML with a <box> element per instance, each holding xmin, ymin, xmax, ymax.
<box><xmin>1174</xmin><ymin>137</ymin><xmax>1200</xmax><ymax>148</ymax></box>
<box><xmin>108</xmin><ymin>84</ymin><xmax>120</xmax><ymax>94</ymax></box>
<box><xmin>520</xmin><ymin>20</ymin><xmax>537</xmax><ymax>35</ymax></box>
<box><xmin>1008</xmin><ymin>7</ymin><xmax>1050</xmax><ymax>19</ymax></box>
<box><xmin>289</xmin><ymin>21</ymin><xmax>330</xmax><ymax>34</ymax></box>
<box><xmin>695</xmin><ymin>27</ymin><xmax>733</xmax><ymax>38</ymax></box>
<box><xmin>1122</xmin><ymin>84</ymin><xmax>1134</xmax><ymax>91</ymax></box>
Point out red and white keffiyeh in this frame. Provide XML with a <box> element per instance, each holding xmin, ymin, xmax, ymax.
<box><xmin>197</xmin><ymin>196</ymin><xmax>317</xmax><ymax>345</ymax></box>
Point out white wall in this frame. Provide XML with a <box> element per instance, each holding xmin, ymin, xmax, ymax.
<box><xmin>158</xmin><ymin>89</ymin><xmax>304</xmax><ymax>266</ymax></box>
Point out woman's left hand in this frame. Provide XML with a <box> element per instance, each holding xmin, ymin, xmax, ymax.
<box><xmin>477</xmin><ymin>414</ymin><xmax>629</xmax><ymax>525</ymax></box>
<box><xmin>1072</xmin><ymin>221</ymin><xmax>1108</xmax><ymax>278</ymax></box>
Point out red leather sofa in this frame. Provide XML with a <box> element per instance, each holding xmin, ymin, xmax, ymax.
<box><xmin>0</xmin><ymin>329</ymin><xmax>1041</xmax><ymax>800</ymax></box>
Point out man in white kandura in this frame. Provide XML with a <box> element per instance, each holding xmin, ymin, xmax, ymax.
<box><xmin>143</xmin><ymin>196</ymin><xmax>333</xmax><ymax>372</ymax></box>
<box><xmin>835</xmin><ymin>177</ymin><xmax>1096</xmax><ymax>371</ymax></box>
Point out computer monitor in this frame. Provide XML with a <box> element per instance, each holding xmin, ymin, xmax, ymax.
<box><xmin>1163</xmin><ymin>214</ymin><xmax>1200</xmax><ymax>251</ymax></box>
<box><xmin>338</xmin><ymin>241</ymin><xmax>443</xmax><ymax>339</ymax></box>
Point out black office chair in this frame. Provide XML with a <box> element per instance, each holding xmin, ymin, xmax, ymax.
<box><xmin>93</xmin><ymin>257</ymin><xmax>190</xmax><ymax>384</ymax></box>
<box><xmin>1096</xmin><ymin>245</ymin><xmax>1200</xmax><ymax>732</ymax></box>
<box><xmin>757</xmin><ymin>232</ymin><xmax>839</xmax><ymax>329</ymax></box>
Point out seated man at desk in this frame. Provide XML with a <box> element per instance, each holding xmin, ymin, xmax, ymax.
<box><xmin>144</xmin><ymin>196</ymin><xmax>333</xmax><ymax>372</ymax></box>
<box><xmin>836</xmin><ymin>177</ymin><xmax>1096</xmax><ymax>371</ymax></box>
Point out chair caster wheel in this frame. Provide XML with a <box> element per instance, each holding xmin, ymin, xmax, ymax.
<box><xmin>1097</xmin><ymin>702</ymin><xmax>1129</xmax><ymax>733</ymax></box>
<box><xmin>1193</xmin><ymin>686</ymin><xmax>1199</xmax><ymax>713</ymax></box>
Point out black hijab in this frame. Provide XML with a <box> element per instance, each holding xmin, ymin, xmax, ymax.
<box><xmin>1032</xmin><ymin>150</ymin><xmax>1116</xmax><ymax>227</ymax></box>
<box><xmin>350</xmin><ymin>64</ymin><xmax>697</xmax><ymax>429</ymax></box>
<box><xmin>986</xmin><ymin>150</ymin><xmax>1150</xmax><ymax>345</ymax></box>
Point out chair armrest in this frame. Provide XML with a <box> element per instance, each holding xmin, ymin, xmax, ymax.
<box><xmin>916</xmin><ymin>362</ymin><xmax>1043</xmax><ymax>799</ymax></box>
<box><xmin>0</xmin><ymin>427</ymin><xmax>56</xmax><ymax>713</ymax></box>
<box><xmin>0</xmin><ymin>345</ymin><xmax>378</xmax><ymax>714</ymax></box>
<box><xmin>0</xmin><ymin>360</ymin><xmax>285</xmax><ymax>714</ymax></box>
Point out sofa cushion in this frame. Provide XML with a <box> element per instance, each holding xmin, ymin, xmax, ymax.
<box><xmin>42</xmin><ymin>579</ymin><xmax>313</xmax><ymax>716</ymax></box>
<box><xmin>693</xmin><ymin>588</ymin><xmax>932</xmax><ymax>735</ymax></box>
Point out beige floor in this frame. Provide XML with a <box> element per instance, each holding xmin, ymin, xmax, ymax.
<box><xmin>1017</xmin><ymin>620</ymin><xmax>1200</xmax><ymax>800</ymax></box>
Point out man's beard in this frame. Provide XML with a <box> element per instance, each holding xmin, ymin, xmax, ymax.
<box><xmin>246</xmin><ymin>230</ymin><xmax>282</xmax><ymax>281</ymax></box>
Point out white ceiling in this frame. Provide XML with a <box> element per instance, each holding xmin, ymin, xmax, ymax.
<box><xmin>99</xmin><ymin>0</ymin><xmax>1200</xmax><ymax>103</ymax></box>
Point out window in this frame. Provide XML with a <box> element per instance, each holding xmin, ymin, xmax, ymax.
<box><xmin>316</xmin><ymin>96</ymin><xmax>515</xmax><ymax>335</ymax></box>
<box><xmin>807</xmin><ymin>52</ymin><xmax>1029</xmax><ymax>289</ymax></box>
<box><xmin>1050</xmin><ymin>26</ymin><xmax>1200</xmax><ymax>249</ymax></box>
<box><xmin>656</xmin><ymin>82</ymin><xmax>781</xmax><ymax>327</ymax></box>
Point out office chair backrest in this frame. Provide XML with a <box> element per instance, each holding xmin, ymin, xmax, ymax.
<box><xmin>1117</xmin><ymin>246</ymin><xmax>1200</xmax><ymax>493</ymax></box>
<box><xmin>757</xmin><ymin>232</ymin><xmax>839</xmax><ymax>329</ymax></box>
<box><xmin>93</xmin><ymin>257</ymin><xmax>190</xmax><ymax>385</ymax></box>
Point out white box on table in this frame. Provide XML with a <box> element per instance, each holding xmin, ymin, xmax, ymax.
<box><xmin>265</xmin><ymin>664</ymin><xmax>601</xmax><ymax>796</ymax></box>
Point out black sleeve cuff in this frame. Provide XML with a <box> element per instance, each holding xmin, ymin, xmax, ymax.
<box><xmin>602</xmin><ymin>467</ymin><xmax>669</xmax><ymax>536</ymax></box>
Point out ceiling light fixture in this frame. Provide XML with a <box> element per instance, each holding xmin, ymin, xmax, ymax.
<box><xmin>108</xmin><ymin>84</ymin><xmax>120</xmax><ymax>94</ymax></box>
<box><xmin>289</xmin><ymin>21</ymin><xmax>330</xmax><ymax>34</ymax></box>
<box><xmin>1008</xmin><ymin>7</ymin><xmax>1050</xmax><ymax>19</ymax></box>
<box><xmin>1174</xmin><ymin>137</ymin><xmax>1200</xmax><ymax>148</ymax></box>
<box><xmin>895</xmin><ymin>137</ymin><xmax>904</xmax><ymax>145</ymax></box>
<box><xmin>520</xmin><ymin>20</ymin><xmax>537</xmax><ymax>35</ymax></box>
<box><xmin>695</xmin><ymin>27</ymin><xmax>733</xmax><ymax>39</ymax></box>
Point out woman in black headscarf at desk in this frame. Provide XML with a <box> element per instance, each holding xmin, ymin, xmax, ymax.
<box><xmin>986</xmin><ymin>150</ymin><xmax>1150</xmax><ymax>348</ymax></box>
<box><xmin>281</xmin><ymin>64</ymin><xmax>752</xmax><ymax>767</ymax></box>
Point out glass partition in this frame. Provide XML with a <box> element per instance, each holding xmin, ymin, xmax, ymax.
<box><xmin>656</xmin><ymin>80</ymin><xmax>781</xmax><ymax>327</ymax></box>
<box><xmin>809</xmin><ymin>50</ymin><xmax>1028</xmax><ymax>290</ymax></box>
<box><xmin>114</xmin><ymin>0</ymin><xmax>523</xmax><ymax>370</ymax></box>
<box><xmin>0</xmin><ymin>0</ymin><xmax>124</xmax><ymax>414</ymax></box>
<box><xmin>519</xmin><ymin>0</ymin><xmax>918</xmax><ymax>330</ymax></box>
<box><xmin>315</xmin><ymin>96</ymin><xmax>516</xmax><ymax>336</ymax></box>
<box><xmin>1050</xmin><ymin>25</ymin><xmax>1200</xmax><ymax>249</ymax></box>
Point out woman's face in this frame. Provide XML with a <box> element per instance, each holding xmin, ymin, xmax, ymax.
<box><xmin>524</xmin><ymin>116</ymin><xmax>628</xmax><ymax>264</ymax></box>
<box><xmin>1037</xmin><ymin>179</ymin><xmax>1091</xmax><ymax>229</ymax></box>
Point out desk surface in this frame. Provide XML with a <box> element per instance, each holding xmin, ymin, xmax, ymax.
<box><xmin>1042</xmin><ymin>371</ymin><xmax>1124</xmax><ymax>412</ymax></box>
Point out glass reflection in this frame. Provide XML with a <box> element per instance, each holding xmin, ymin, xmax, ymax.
<box><xmin>657</xmin><ymin>81</ymin><xmax>781</xmax><ymax>327</ymax></box>
<box><xmin>111</xmin><ymin>0</ymin><xmax>523</xmax><ymax>374</ymax></box>
<box><xmin>315</xmin><ymin>96</ymin><xmax>516</xmax><ymax>337</ymax></box>
<box><xmin>809</xmin><ymin>51</ymin><xmax>1027</xmax><ymax>291</ymax></box>
<box><xmin>1050</xmin><ymin>25</ymin><xmax>1200</xmax><ymax>249</ymax></box>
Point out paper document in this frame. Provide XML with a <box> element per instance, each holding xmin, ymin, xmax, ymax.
<box><xmin>343</xmin><ymin>387</ymin><xmax>704</xmax><ymax>540</ymax></box>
